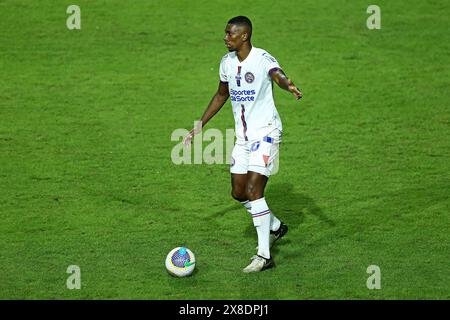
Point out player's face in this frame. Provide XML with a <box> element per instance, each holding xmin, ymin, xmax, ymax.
<box><xmin>224</xmin><ymin>24</ymin><xmax>245</xmax><ymax>52</ymax></box>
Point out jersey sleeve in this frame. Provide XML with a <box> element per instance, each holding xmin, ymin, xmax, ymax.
<box><xmin>219</xmin><ymin>55</ymin><xmax>228</xmax><ymax>83</ymax></box>
<box><xmin>261</xmin><ymin>51</ymin><xmax>282</xmax><ymax>76</ymax></box>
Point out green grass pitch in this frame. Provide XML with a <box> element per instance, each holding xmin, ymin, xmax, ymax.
<box><xmin>0</xmin><ymin>0</ymin><xmax>449</xmax><ymax>299</ymax></box>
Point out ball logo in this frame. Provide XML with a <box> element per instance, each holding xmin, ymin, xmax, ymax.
<box><xmin>165</xmin><ymin>247</ymin><xmax>196</xmax><ymax>277</ymax></box>
<box><xmin>245</xmin><ymin>72</ymin><xmax>255</xmax><ymax>84</ymax></box>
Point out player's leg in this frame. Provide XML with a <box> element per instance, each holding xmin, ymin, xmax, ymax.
<box><xmin>243</xmin><ymin>131</ymin><xmax>287</xmax><ymax>273</ymax></box>
<box><xmin>246</xmin><ymin>170</ymin><xmax>287</xmax><ymax>240</ymax></box>
<box><xmin>232</xmin><ymin>172</ymin><xmax>282</xmax><ymax>231</ymax></box>
<box><xmin>231</xmin><ymin>173</ymin><xmax>251</xmax><ymax>214</ymax></box>
<box><xmin>230</xmin><ymin>140</ymin><xmax>251</xmax><ymax>213</ymax></box>
<box><xmin>246</xmin><ymin>171</ymin><xmax>272</xmax><ymax>257</ymax></box>
<box><xmin>242</xmin><ymin>171</ymin><xmax>275</xmax><ymax>272</ymax></box>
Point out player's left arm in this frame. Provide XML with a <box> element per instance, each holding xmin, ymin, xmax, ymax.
<box><xmin>269</xmin><ymin>68</ymin><xmax>302</xmax><ymax>100</ymax></box>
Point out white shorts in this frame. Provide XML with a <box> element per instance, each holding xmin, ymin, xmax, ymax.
<box><xmin>230</xmin><ymin>129</ymin><xmax>282</xmax><ymax>177</ymax></box>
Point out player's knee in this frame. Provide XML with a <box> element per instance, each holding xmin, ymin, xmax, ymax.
<box><xmin>246</xmin><ymin>184</ymin><xmax>263</xmax><ymax>201</ymax></box>
<box><xmin>231</xmin><ymin>189</ymin><xmax>247</xmax><ymax>202</ymax></box>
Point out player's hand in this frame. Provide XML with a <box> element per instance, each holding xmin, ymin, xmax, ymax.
<box><xmin>183</xmin><ymin>129</ymin><xmax>195</xmax><ymax>146</ymax></box>
<box><xmin>288</xmin><ymin>79</ymin><xmax>302</xmax><ymax>100</ymax></box>
<box><xmin>183</xmin><ymin>122</ymin><xmax>202</xmax><ymax>145</ymax></box>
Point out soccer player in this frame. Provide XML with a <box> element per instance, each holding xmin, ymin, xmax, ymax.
<box><xmin>184</xmin><ymin>16</ymin><xmax>302</xmax><ymax>272</ymax></box>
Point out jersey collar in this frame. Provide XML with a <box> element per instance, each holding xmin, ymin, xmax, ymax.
<box><xmin>237</xmin><ymin>46</ymin><xmax>255</xmax><ymax>64</ymax></box>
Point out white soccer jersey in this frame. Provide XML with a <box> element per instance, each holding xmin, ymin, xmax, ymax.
<box><xmin>219</xmin><ymin>47</ymin><xmax>283</xmax><ymax>141</ymax></box>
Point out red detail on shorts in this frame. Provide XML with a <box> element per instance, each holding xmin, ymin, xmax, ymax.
<box><xmin>263</xmin><ymin>155</ymin><xmax>270</xmax><ymax>167</ymax></box>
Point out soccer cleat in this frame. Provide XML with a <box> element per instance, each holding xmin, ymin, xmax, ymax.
<box><xmin>256</xmin><ymin>222</ymin><xmax>288</xmax><ymax>250</ymax></box>
<box><xmin>243</xmin><ymin>255</ymin><xmax>275</xmax><ymax>273</ymax></box>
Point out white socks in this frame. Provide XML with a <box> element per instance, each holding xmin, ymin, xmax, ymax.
<box><xmin>240</xmin><ymin>200</ymin><xmax>252</xmax><ymax>215</ymax></box>
<box><xmin>240</xmin><ymin>197</ymin><xmax>281</xmax><ymax>260</ymax></box>
<box><xmin>240</xmin><ymin>199</ymin><xmax>281</xmax><ymax>232</ymax></box>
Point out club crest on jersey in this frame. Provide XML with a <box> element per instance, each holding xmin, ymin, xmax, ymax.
<box><xmin>245</xmin><ymin>72</ymin><xmax>255</xmax><ymax>84</ymax></box>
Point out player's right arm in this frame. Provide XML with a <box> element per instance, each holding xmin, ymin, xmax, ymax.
<box><xmin>183</xmin><ymin>81</ymin><xmax>229</xmax><ymax>145</ymax></box>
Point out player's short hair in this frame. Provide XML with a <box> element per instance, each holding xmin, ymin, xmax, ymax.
<box><xmin>227</xmin><ymin>16</ymin><xmax>252</xmax><ymax>39</ymax></box>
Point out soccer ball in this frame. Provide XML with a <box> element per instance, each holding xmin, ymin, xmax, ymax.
<box><xmin>165</xmin><ymin>247</ymin><xmax>196</xmax><ymax>277</ymax></box>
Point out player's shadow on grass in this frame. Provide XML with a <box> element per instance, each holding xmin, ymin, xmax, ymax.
<box><xmin>243</xmin><ymin>182</ymin><xmax>335</xmax><ymax>243</ymax></box>
<box><xmin>274</xmin><ymin>182</ymin><xmax>334</xmax><ymax>224</ymax></box>
<box><xmin>211</xmin><ymin>203</ymin><xmax>243</xmax><ymax>217</ymax></box>
<box><xmin>208</xmin><ymin>182</ymin><xmax>335</xmax><ymax>254</ymax></box>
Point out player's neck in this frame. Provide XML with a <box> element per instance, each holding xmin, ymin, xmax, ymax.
<box><xmin>237</xmin><ymin>43</ymin><xmax>253</xmax><ymax>62</ymax></box>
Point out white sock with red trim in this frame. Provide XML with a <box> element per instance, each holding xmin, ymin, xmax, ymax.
<box><xmin>243</xmin><ymin>200</ymin><xmax>281</xmax><ymax>232</ymax></box>
<box><xmin>240</xmin><ymin>200</ymin><xmax>252</xmax><ymax>215</ymax></box>
<box><xmin>250</xmin><ymin>197</ymin><xmax>271</xmax><ymax>259</ymax></box>
<box><xmin>270</xmin><ymin>213</ymin><xmax>281</xmax><ymax>232</ymax></box>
